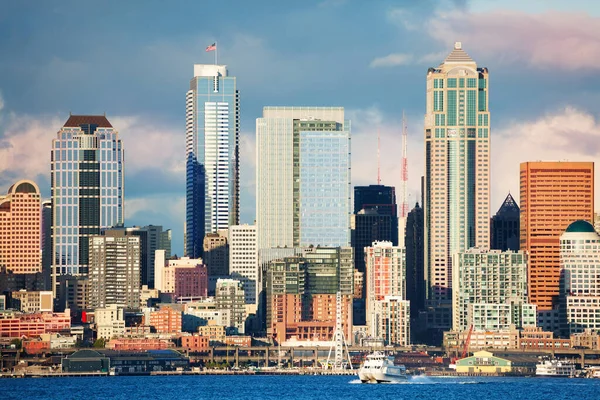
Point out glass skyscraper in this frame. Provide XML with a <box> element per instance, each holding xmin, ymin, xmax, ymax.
<box><xmin>186</xmin><ymin>64</ymin><xmax>240</xmax><ymax>258</ymax></box>
<box><xmin>256</xmin><ymin>107</ymin><xmax>351</xmax><ymax>250</ymax></box>
<box><xmin>424</xmin><ymin>43</ymin><xmax>490</xmax><ymax>329</ymax></box>
<box><xmin>51</xmin><ymin>115</ymin><xmax>124</xmax><ymax>294</ymax></box>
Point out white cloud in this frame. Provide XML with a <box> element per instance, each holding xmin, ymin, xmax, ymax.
<box><xmin>0</xmin><ymin>91</ymin><xmax>4</xmax><ymax>111</ymax></box>
<box><xmin>370</xmin><ymin>53</ymin><xmax>414</xmax><ymax>68</ymax></box>
<box><xmin>492</xmin><ymin>106</ymin><xmax>600</xmax><ymax>211</ymax></box>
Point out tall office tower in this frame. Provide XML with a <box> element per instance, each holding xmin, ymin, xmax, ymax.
<box><xmin>405</xmin><ymin>202</ymin><xmax>424</xmax><ymax>319</ymax></box>
<box><xmin>490</xmin><ymin>193</ymin><xmax>520</xmax><ymax>251</ymax></box>
<box><xmin>41</xmin><ymin>200</ymin><xmax>53</xmax><ymax>290</ymax></box>
<box><xmin>215</xmin><ymin>278</ymin><xmax>247</xmax><ymax>334</ymax></box>
<box><xmin>88</xmin><ymin>228</ymin><xmax>140</xmax><ymax>310</ymax></box>
<box><xmin>0</xmin><ymin>180</ymin><xmax>41</xmax><ymax>274</ymax></box>
<box><xmin>452</xmin><ymin>248</ymin><xmax>535</xmax><ymax>332</ymax></box>
<box><xmin>424</xmin><ymin>42</ymin><xmax>490</xmax><ymax>330</ymax></box>
<box><xmin>264</xmin><ymin>247</ymin><xmax>354</xmax><ymax>343</ymax></box>
<box><xmin>229</xmin><ymin>224</ymin><xmax>258</xmax><ymax>305</ymax></box>
<box><xmin>185</xmin><ymin>65</ymin><xmax>240</xmax><ymax>258</ymax></box>
<box><xmin>560</xmin><ymin>220</ymin><xmax>600</xmax><ymax>336</ymax></box>
<box><xmin>51</xmin><ymin>115</ymin><xmax>124</xmax><ymax>294</ymax></box>
<box><xmin>520</xmin><ymin>161</ymin><xmax>594</xmax><ymax>331</ymax></box>
<box><xmin>364</xmin><ymin>241</ymin><xmax>406</xmax><ymax>338</ymax></box>
<box><xmin>126</xmin><ymin>225</ymin><xmax>171</xmax><ymax>288</ymax></box>
<box><xmin>256</xmin><ymin>107</ymin><xmax>351</xmax><ymax>250</ymax></box>
<box><xmin>352</xmin><ymin>185</ymin><xmax>398</xmax><ymax>273</ymax></box>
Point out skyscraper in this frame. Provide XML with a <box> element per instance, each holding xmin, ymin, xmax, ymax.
<box><xmin>256</xmin><ymin>107</ymin><xmax>351</xmax><ymax>250</ymax></box>
<box><xmin>229</xmin><ymin>224</ymin><xmax>258</xmax><ymax>305</ymax></box>
<box><xmin>51</xmin><ymin>115</ymin><xmax>124</xmax><ymax>294</ymax></box>
<box><xmin>88</xmin><ymin>228</ymin><xmax>140</xmax><ymax>310</ymax></box>
<box><xmin>424</xmin><ymin>42</ymin><xmax>490</xmax><ymax>330</ymax></box>
<box><xmin>405</xmin><ymin>202</ymin><xmax>424</xmax><ymax>319</ymax></box>
<box><xmin>186</xmin><ymin>65</ymin><xmax>240</xmax><ymax>258</ymax></box>
<box><xmin>0</xmin><ymin>180</ymin><xmax>42</xmax><ymax>274</ymax></box>
<box><xmin>41</xmin><ymin>200</ymin><xmax>52</xmax><ymax>290</ymax></box>
<box><xmin>520</xmin><ymin>161</ymin><xmax>594</xmax><ymax>331</ymax></box>
<box><xmin>126</xmin><ymin>225</ymin><xmax>171</xmax><ymax>288</ymax></box>
<box><xmin>490</xmin><ymin>193</ymin><xmax>520</xmax><ymax>251</ymax></box>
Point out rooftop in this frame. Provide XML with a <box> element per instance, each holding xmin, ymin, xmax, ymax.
<box><xmin>63</xmin><ymin>115</ymin><xmax>113</xmax><ymax>128</ymax></box>
<box><xmin>441</xmin><ymin>42</ymin><xmax>476</xmax><ymax>65</ymax></box>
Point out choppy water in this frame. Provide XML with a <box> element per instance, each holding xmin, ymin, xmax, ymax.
<box><xmin>3</xmin><ymin>375</ymin><xmax>600</xmax><ymax>400</ymax></box>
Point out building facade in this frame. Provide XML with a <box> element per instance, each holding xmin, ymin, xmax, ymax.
<box><xmin>373</xmin><ymin>296</ymin><xmax>410</xmax><ymax>347</ymax></box>
<box><xmin>560</xmin><ymin>220</ymin><xmax>600</xmax><ymax>335</ymax></box>
<box><xmin>185</xmin><ymin>65</ymin><xmax>239</xmax><ymax>258</ymax></box>
<box><xmin>424</xmin><ymin>43</ymin><xmax>491</xmax><ymax>330</ymax></box>
<box><xmin>452</xmin><ymin>248</ymin><xmax>535</xmax><ymax>332</ymax></box>
<box><xmin>88</xmin><ymin>229</ymin><xmax>140</xmax><ymax>310</ymax></box>
<box><xmin>51</xmin><ymin>115</ymin><xmax>124</xmax><ymax>294</ymax></box>
<box><xmin>215</xmin><ymin>279</ymin><xmax>246</xmax><ymax>334</ymax></box>
<box><xmin>0</xmin><ymin>180</ymin><xmax>42</xmax><ymax>274</ymax></box>
<box><xmin>11</xmin><ymin>290</ymin><xmax>53</xmax><ymax>313</ymax></box>
<box><xmin>520</xmin><ymin>161</ymin><xmax>594</xmax><ymax>331</ymax></box>
<box><xmin>405</xmin><ymin>202</ymin><xmax>425</xmax><ymax>318</ymax></box>
<box><xmin>229</xmin><ymin>224</ymin><xmax>258</xmax><ymax>305</ymax></box>
<box><xmin>264</xmin><ymin>247</ymin><xmax>353</xmax><ymax>343</ymax></box>
<box><xmin>256</xmin><ymin>107</ymin><xmax>351</xmax><ymax>250</ymax></box>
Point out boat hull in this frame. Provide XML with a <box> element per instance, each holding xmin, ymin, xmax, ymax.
<box><xmin>358</xmin><ymin>369</ymin><xmax>408</xmax><ymax>383</ymax></box>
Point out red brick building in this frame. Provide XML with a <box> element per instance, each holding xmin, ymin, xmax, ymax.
<box><xmin>175</xmin><ymin>265</ymin><xmax>208</xmax><ymax>299</ymax></box>
<box><xmin>107</xmin><ymin>338</ymin><xmax>174</xmax><ymax>351</ymax></box>
<box><xmin>0</xmin><ymin>311</ymin><xmax>71</xmax><ymax>338</ymax></box>
<box><xmin>181</xmin><ymin>335</ymin><xmax>209</xmax><ymax>351</ymax></box>
<box><xmin>147</xmin><ymin>307</ymin><xmax>182</xmax><ymax>334</ymax></box>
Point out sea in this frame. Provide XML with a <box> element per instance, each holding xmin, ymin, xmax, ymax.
<box><xmin>2</xmin><ymin>375</ymin><xmax>600</xmax><ymax>400</ymax></box>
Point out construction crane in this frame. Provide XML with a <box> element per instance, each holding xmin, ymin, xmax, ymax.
<box><xmin>461</xmin><ymin>325</ymin><xmax>474</xmax><ymax>359</ymax></box>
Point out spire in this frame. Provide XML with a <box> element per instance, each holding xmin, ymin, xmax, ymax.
<box><xmin>495</xmin><ymin>192</ymin><xmax>520</xmax><ymax>216</ymax></box>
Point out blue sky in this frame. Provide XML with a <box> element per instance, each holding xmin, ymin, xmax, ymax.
<box><xmin>1</xmin><ymin>0</ymin><xmax>600</xmax><ymax>253</ymax></box>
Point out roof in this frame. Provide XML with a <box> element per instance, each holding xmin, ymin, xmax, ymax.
<box><xmin>441</xmin><ymin>42</ymin><xmax>475</xmax><ymax>65</ymax></box>
<box><xmin>63</xmin><ymin>115</ymin><xmax>113</xmax><ymax>128</ymax></box>
<box><xmin>67</xmin><ymin>349</ymin><xmax>106</xmax><ymax>359</ymax></box>
<box><xmin>495</xmin><ymin>193</ymin><xmax>519</xmax><ymax>216</ymax></box>
<box><xmin>565</xmin><ymin>220</ymin><xmax>596</xmax><ymax>234</ymax></box>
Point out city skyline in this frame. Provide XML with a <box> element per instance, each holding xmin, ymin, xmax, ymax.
<box><xmin>1</xmin><ymin>1</ymin><xmax>600</xmax><ymax>255</ymax></box>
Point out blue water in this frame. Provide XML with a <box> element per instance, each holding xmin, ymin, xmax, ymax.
<box><xmin>2</xmin><ymin>375</ymin><xmax>600</xmax><ymax>400</ymax></box>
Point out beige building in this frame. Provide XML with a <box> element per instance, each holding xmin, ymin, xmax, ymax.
<box><xmin>156</xmin><ymin>256</ymin><xmax>204</xmax><ymax>294</ymax></box>
<box><xmin>199</xmin><ymin>320</ymin><xmax>226</xmax><ymax>343</ymax></box>
<box><xmin>11</xmin><ymin>290</ymin><xmax>53</xmax><ymax>313</ymax></box>
<box><xmin>95</xmin><ymin>305</ymin><xmax>125</xmax><ymax>339</ymax></box>
<box><xmin>373</xmin><ymin>296</ymin><xmax>410</xmax><ymax>346</ymax></box>
<box><xmin>0</xmin><ymin>180</ymin><xmax>41</xmax><ymax>274</ymax></box>
<box><xmin>424</xmin><ymin>43</ymin><xmax>491</xmax><ymax>329</ymax></box>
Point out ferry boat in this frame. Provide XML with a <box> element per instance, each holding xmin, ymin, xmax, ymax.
<box><xmin>358</xmin><ymin>352</ymin><xmax>407</xmax><ymax>383</ymax></box>
<box><xmin>535</xmin><ymin>359</ymin><xmax>576</xmax><ymax>377</ymax></box>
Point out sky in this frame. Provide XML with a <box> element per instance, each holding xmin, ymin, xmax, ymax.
<box><xmin>1</xmin><ymin>0</ymin><xmax>600</xmax><ymax>254</ymax></box>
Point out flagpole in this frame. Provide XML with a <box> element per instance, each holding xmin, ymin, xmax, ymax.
<box><xmin>215</xmin><ymin>41</ymin><xmax>218</xmax><ymax>65</ymax></box>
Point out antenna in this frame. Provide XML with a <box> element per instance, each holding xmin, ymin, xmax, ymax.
<box><xmin>400</xmin><ymin>111</ymin><xmax>408</xmax><ymax>218</ymax></box>
<box><xmin>377</xmin><ymin>128</ymin><xmax>381</xmax><ymax>185</ymax></box>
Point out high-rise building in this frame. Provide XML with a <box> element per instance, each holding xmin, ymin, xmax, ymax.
<box><xmin>51</xmin><ymin>115</ymin><xmax>124</xmax><ymax>294</ymax></box>
<box><xmin>264</xmin><ymin>247</ymin><xmax>353</xmax><ymax>343</ymax></box>
<box><xmin>126</xmin><ymin>225</ymin><xmax>171</xmax><ymax>288</ymax></box>
<box><xmin>452</xmin><ymin>248</ymin><xmax>535</xmax><ymax>332</ymax></box>
<box><xmin>185</xmin><ymin>65</ymin><xmax>240</xmax><ymax>258</ymax></box>
<box><xmin>0</xmin><ymin>180</ymin><xmax>42</xmax><ymax>274</ymax></box>
<box><xmin>364</xmin><ymin>241</ymin><xmax>407</xmax><ymax>344</ymax></box>
<box><xmin>41</xmin><ymin>200</ymin><xmax>52</xmax><ymax>290</ymax></box>
<box><xmin>424</xmin><ymin>42</ymin><xmax>490</xmax><ymax>330</ymax></box>
<box><xmin>520</xmin><ymin>161</ymin><xmax>594</xmax><ymax>331</ymax></box>
<box><xmin>215</xmin><ymin>278</ymin><xmax>246</xmax><ymax>334</ymax></box>
<box><xmin>405</xmin><ymin>202</ymin><xmax>425</xmax><ymax>318</ymax></box>
<box><xmin>354</xmin><ymin>185</ymin><xmax>398</xmax><ymax>217</ymax></box>
<box><xmin>560</xmin><ymin>220</ymin><xmax>600</xmax><ymax>336</ymax></box>
<box><xmin>229</xmin><ymin>224</ymin><xmax>258</xmax><ymax>305</ymax></box>
<box><xmin>203</xmin><ymin>230</ymin><xmax>229</xmax><ymax>295</ymax></box>
<box><xmin>256</xmin><ymin>107</ymin><xmax>351</xmax><ymax>250</ymax></box>
<box><xmin>155</xmin><ymin>256</ymin><xmax>204</xmax><ymax>296</ymax></box>
<box><xmin>490</xmin><ymin>193</ymin><xmax>520</xmax><ymax>251</ymax></box>
<box><xmin>88</xmin><ymin>229</ymin><xmax>140</xmax><ymax>310</ymax></box>
<box><xmin>364</xmin><ymin>242</ymin><xmax>405</xmax><ymax>321</ymax></box>
<box><xmin>373</xmin><ymin>296</ymin><xmax>410</xmax><ymax>346</ymax></box>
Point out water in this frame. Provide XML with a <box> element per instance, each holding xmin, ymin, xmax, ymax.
<box><xmin>2</xmin><ymin>375</ymin><xmax>600</xmax><ymax>400</ymax></box>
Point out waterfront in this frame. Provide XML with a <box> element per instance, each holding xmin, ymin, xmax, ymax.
<box><xmin>3</xmin><ymin>375</ymin><xmax>600</xmax><ymax>400</ymax></box>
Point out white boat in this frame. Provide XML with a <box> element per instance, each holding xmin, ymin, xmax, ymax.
<box><xmin>535</xmin><ymin>359</ymin><xmax>576</xmax><ymax>377</ymax></box>
<box><xmin>358</xmin><ymin>352</ymin><xmax>407</xmax><ymax>383</ymax></box>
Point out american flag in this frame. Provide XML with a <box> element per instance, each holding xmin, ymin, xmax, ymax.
<box><xmin>205</xmin><ymin>43</ymin><xmax>216</xmax><ymax>52</ymax></box>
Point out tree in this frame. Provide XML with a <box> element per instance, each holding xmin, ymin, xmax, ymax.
<box><xmin>93</xmin><ymin>338</ymin><xmax>106</xmax><ymax>348</ymax></box>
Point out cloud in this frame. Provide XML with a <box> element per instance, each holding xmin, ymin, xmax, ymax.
<box><xmin>370</xmin><ymin>53</ymin><xmax>414</xmax><ymax>68</ymax></box>
<box><xmin>427</xmin><ymin>10</ymin><xmax>600</xmax><ymax>71</ymax></box>
<box><xmin>492</xmin><ymin>106</ymin><xmax>600</xmax><ymax>212</ymax></box>
<box><xmin>0</xmin><ymin>91</ymin><xmax>4</xmax><ymax>111</ymax></box>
